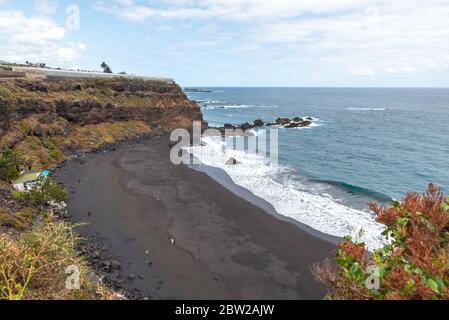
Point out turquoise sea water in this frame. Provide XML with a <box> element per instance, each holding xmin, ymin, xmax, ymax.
<box><xmin>187</xmin><ymin>88</ymin><xmax>449</xmax><ymax>247</ymax></box>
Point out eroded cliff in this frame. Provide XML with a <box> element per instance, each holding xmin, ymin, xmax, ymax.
<box><xmin>0</xmin><ymin>77</ymin><xmax>202</xmax><ymax>169</ymax></box>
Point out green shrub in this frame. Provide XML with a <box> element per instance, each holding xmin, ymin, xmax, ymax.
<box><xmin>40</xmin><ymin>178</ymin><xmax>68</xmax><ymax>203</ymax></box>
<box><xmin>11</xmin><ymin>191</ymin><xmax>27</xmax><ymax>201</ymax></box>
<box><xmin>27</xmin><ymin>178</ymin><xmax>68</xmax><ymax>203</ymax></box>
<box><xmin>11</xmin><ymin>178</ymin><xmax>67</xmax><ymax>204</ymax></box>
<box><xmin>0</xmin><ymin>150</ymin><xmax>20</xmax><ymax>182</ymax></box>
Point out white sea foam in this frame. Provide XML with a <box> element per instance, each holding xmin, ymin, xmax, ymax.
<box><xmin>202</xmin><ymin>104</ymin><xmax>278</xmax><ymax>110</ymax></box>
<box><xmin>195</xmin><ymin>100</ymin><xmax>226</xmax><ymax>104</ymax></box>
<box><xmin>346</xmin><ymin>107</ymin><xmax>387</xmax><ymax>111</ymax></box>
<box><xmin>184</xmin><ymin>136</ymin><xmax>386</xmax><ymax>250</ymax></box>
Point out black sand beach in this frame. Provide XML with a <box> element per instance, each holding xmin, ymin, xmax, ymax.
<box><xmin>56</xmin><ymin>136</ymin><xmax>335</xmax><ymax>300</ymax></box>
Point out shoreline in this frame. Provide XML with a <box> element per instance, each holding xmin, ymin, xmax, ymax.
<box><xmin>187</xmin><ymin>161</ymin><xmax>342</xmax><ymax>245</ymax></box>
<box><xmin>55</xmin><ymin>135</ymin><xmax>335</xmax><ymax>300</ymax></box>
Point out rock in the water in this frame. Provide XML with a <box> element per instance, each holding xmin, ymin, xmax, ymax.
<box><xmin>239</xmin><ymin>122</ymin><xmax>253</xmax><ymax>131</ymax></box>
<box><xmin>285</xmin><ymin>121</ymin><xmax>312</xmax><ymax>128</ymax></box>
<box><xmin>275</xmin><ymin>117</ymin><xmax>291</xmax><ymax>125</ymax></box>
<box><xmin>223</xmin><ymin>123</ymin><xmax>236</xmax><ymax>129</ymax></box>
<box><xmin>253</xmin><ymin>119</ymin><xmax>264</xmax><ymax>127</ymax></box>
<box><xmin>293</xmin><ymin>117</ymin><xmax>303</xmax><ymax>122</ymax></box>
<box><xmin>226</xmin><ymin>158</ymin><xmax>241</xmax><ymax>165</ymax></box>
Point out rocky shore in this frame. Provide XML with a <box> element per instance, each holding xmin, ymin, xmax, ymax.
<box><xmin>209</xmin><ymin>116</ymin><xmax>317</xmax><ymax>136</ymax></box>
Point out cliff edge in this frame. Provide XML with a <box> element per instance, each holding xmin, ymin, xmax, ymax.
<box><xmin>0</xmin><ymin>77</ymin><xmax>202</xmax><ymax>169</ymax></box>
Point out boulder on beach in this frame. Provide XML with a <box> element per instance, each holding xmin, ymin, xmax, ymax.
<box><xmin>226</xmin><ymin>158</ymin><xmax>241</xmax><ymax>165</ymax></box>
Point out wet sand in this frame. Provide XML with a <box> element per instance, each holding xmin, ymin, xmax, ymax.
<box><xmin>56</xmin><ymin>136</ymin><xmax>335</xmax><ymax>300</ymax></box>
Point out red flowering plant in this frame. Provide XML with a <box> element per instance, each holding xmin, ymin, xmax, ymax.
<box><xmin>314</xmin><ymin>184</ymin><xmax>449</xmax><ymax>300</ymax></box>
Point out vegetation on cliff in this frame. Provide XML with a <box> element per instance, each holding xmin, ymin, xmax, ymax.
<box><xmin>0</xmin><ymin>77</ymin><xmax>200</xmax><ymax>170</ymax></box>
<box><xmin>314</xmin><ymin>184</ymin><xmax>449</xmax><ymax>300</ymax></box>
<box><xmin>0</xmin><ymin>77</ymin><xmax>201</xmax><ymax>300</ymax></box>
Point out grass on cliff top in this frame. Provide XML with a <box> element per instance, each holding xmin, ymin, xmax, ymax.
<box><xmin>0</xmin><ymin>221</ymin><xmax>117</xmax><ymax>300</ymax></box>
<box><xmin>0</xmin><ymin>77</ymin><xmax>181</xmax><ymax>109</ymax></box>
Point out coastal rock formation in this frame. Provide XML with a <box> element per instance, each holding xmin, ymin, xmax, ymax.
<box><xmin>285</xmin><ymin>120</ymin><xmax>312</xmax><ymax>128</ymax></box>
<box><xmin>213</xmin><ymin>120</ymin><xmax>264</xmax><ymax>136</ymax></box>
<box><xmin>0</xmin><ymin>78</ymin><xmax>202</xmax><ymax>169</ymax></box>
<box><xmin>274</xmin><ymin>118</ymin><xmax>291</xmax><ymax>126</ymax></box>
<box><xmin>211</xmin><ymin>116</ymin><xmax>315</xmax><ymax>135</ymax></box>
<box><xmin>253</xmin><ymin>119</ymin><xmax>264</xmax><ymax>127</ymax></box>
<box><xmin>267</xmin><ymin>117</ymin><xmax>315</xmax><ymax>128</ymax></box>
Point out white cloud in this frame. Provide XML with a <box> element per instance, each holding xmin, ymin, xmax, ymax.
<box><xmin>94</xmin><ymin>0</ymin><xmax>449</xmax><ymax>76</ymax></box>
<box><xmin>94</xmin><ymin>0</ymin><xmax>371</xmax><ymax>22</ymax></box>
<box><xmin>252</xmin><ymin>1</ymin><xmax>449</xmax><ymax>75</ymax></box>
<box><xmin>0</xmin><ymin>10</ymin><xmax>85</xmax><ymax>64</ymax></box>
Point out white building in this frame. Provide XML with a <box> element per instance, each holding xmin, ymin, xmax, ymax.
<box><xmin>12</xmin><ymin>170</ymin><xmax>49</xmax><ymax>192</ymax></box>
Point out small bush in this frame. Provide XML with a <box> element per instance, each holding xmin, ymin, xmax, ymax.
<box><xmin>39</xmin><ymin>178</ymin><xmax>68</xmax><ymax>203</ymax></box>
<box><xmin>15</xmin><ymin>178</ymin><xmax>68</xmax><ymax>204</ymax></box>
<box><xmin>314</xmin><ymin>184</ymin><xmax>449</xmax><ymax>300</ymax></box>
<box><xmin>11</xmin><ymin>191</ymin><xmax>27</xmax><ymax>201</ymax></box>
<box><xmin>0</xmin><ymin>150</ymin><xmax>20</xmax><ymax>182</ymax></box>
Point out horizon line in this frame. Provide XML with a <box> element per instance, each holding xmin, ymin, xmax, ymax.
<box><xmin>183</xmin><ymin>86</ymin><xmax>449</xmax><ymax>89</ymax></box>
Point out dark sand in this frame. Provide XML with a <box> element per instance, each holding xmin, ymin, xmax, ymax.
<box><xmin>56</xmin><ymin>136</ymin><xmax>335</xmax><ymax>300</ymax></box>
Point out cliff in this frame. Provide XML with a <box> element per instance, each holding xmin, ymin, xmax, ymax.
<box><xmin>0</xmin><ymin>77</ymin><xmax>202</xmax><ymax>169</ymax></box>
<box><xmin>0</xmin><ymin>77</ymin><xmax>202</xmax><ymax>230</ymax></box>
<box><xmin>0</xmin><ymin>77</ymin><xmax>202</xmax><ymax>299</ymax></box>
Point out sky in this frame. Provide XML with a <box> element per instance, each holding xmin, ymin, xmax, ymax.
<box><xmin>1</xmin><ymin>0</ymin><xmax>449</xmax><ymax>87</ymax></box>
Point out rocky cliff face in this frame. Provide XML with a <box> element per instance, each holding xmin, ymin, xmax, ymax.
<box><xmin>0</xmin><ymin>77</ymin><xmax>202</xmax><ymax>169</ymax></box>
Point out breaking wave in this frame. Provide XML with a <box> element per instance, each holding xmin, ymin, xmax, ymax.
<box><xmin>184</xmin><ymin>136</ymin><xmax>387</xmax><ymax>250</ymax></box>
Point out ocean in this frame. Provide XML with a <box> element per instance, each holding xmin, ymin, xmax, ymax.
<box><xmin>186</xmin><ymin>88</ymin><xmax>449</xmax><ymax>249</ymax></box>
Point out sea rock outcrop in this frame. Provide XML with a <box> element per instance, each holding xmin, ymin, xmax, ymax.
<box><xmin>211</xmin><ymin>116</ymin><xmax>315</xmax><ymax>135</ymax></box>
<box><xmin>285</xmin><ymin>120</ymin><xmax>312</xmax><ymax>128</ymax></box>
<box><xmin>267</xmin><ymin>117</ymin><xmax>315</xmax><ymax>128</ymax></box>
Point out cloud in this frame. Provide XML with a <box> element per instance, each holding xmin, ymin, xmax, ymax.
<box><xmin>0</xmin><ymin>10</ymin><xmax>85</xmax><ymax>64</ymax></box>
<box><xmin>34</xmin><ymin>0</ymin><xmax>58</xmax><ymax>15</ymax></box>
<box><xmin>93</xmin><ymin>0</ymin><xmax>372</xmax><ymax>22</ymax></box>
<box><xmin>252</xmin><ymin>1</ymin><xmax>449</xmax><ymax>75</ymax></box>
<box><xmin>93</xmin><ymin>0</ymin><xmax>449</xmax><ymax>76</ymax></box>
